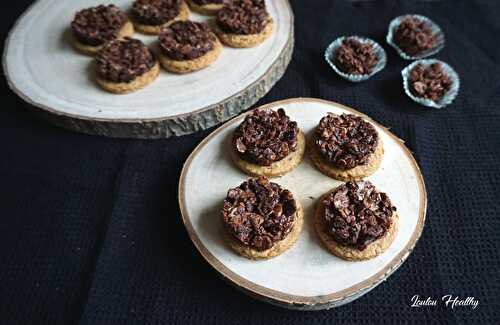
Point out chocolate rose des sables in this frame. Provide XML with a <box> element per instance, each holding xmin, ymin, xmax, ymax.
<box><xmin>309</xmin><ymin>113</ymin><xmax>383</xmax><ymax>181</ymax></box>
<box><xmin>216</xmin><ymin>0</ymin><xmax>274</xmax><ymax>48</ymax></box>
<box><xmin>131</xmin><ymin>0</ymin><xmax>190</xmax><ymax>35</ymax></box>
<box><xmin>334</xmin><ymin>38</ymin><xmax>378</xmax><ymax>75</ymax></box>
<box><xmin>325</xmin><ymin>36</ymin><xmax>386</xmax><ymax>82</ymax></box>
<box><xmin>95</xmin><ymin>37</ymin><xmax>160</xmax><ymax>94</ymax></box>
<box><xmin>158</xmin><ymin>20</ymin><xmax>222</xmax><ymax>73</ymax></box>
<box><xmin>387</xmin><ymin>14</ymin><xmax>444</xmax><ymax>60</ymax></box>
<box><xmin>394</xmin><ymin>17</ymin><xmax>437</xmax><ymax>56</ymax></box>
<box><xmin>221</xmin><ymin>177</ymin><xmax>303</xmax><ymax>260</ymax></box>
<box><xmin>70</xmin><ymin>5</ymin><xmax>134</xmax><ymax>55</ymax></box>
<box><xmin>402</xmin><ymin>59</ymin><xmax>460</xmax><ymax>108</ymax></box>
<box><xmin>231</xmin><ymin>108</ymin><xmax>306</xmax><ymax>177</ymax></box>
<box><xmin>315</xmin><ymin>181</ymin><xmax>398</xmax><ymax>261</ymax></box>
<box><xmin>409</xmin><ymin>62</ymin><xmax>452</xmax><ymax>101</ymax></box>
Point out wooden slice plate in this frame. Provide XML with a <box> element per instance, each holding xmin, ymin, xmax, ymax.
<box><xmin>3</xmin><ymin>0</ymin><xmax>293</xmax><ymax>138</ymax></box>
<box><xmin>178</xmin><ymin>98</ymin><xmax>427</xmax><ymax>310</ymax></box>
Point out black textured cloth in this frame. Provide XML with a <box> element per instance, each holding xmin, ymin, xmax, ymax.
<box><xmin>1</xmin><ymin>1</ymin><xmax>500</xmax><ymax>324</ymax></box>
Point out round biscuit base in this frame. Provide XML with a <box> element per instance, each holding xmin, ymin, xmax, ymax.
<box><xmin>71</xmin><ymin>21</ymin><xmax>135</xmax><ymax>56</ymax></box>
<box><xmin>216</xmin><ymin>20</ymin><xmax>274</xmax><ymax>48</ymax></box>
<box><xmin>224</xmin><ymin>201</ymin><xmax>304</xmax><ymax>260</ymax></box>
<box><xmin>187</xmin><ymin>0</ymin><xmax>223</xmax><ymax>15</ymax></box>
<box><xmin>159</xmin><ymin>36</ymin><xmax>222</xmax><ymax>73</ymax></box>
<box><xmin>231</xmin><ymin>131</ymin><xmax>306</xmax><ymax>178</ymax></box>
<box><xmin>96</xmin><ymin>62</ymin><xmax>160</xmax><ymax>94</ymax></box>
<box><xmin>309</xmin><ymin>136</ymin><xmax>384</xmax><ymax>181</ymax></box>
<box><xmin>314</xmin><ymin>190</ymin><xmax>399</xmax><ymax>261</ymax></box>
<box><xmin>133</xmin><ymin>2</ymin><xmax>190</xmax><ymax>35</ymax></box>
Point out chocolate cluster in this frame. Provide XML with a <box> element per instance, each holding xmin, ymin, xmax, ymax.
<box><xmin>131</xmin><ymin>0</ymin><xmax>181</xmax><ymax>25</ymax></box>
<box><xmin>409</xmin><ymin>63</ymin><xmax>452</xmax><ymax>101</ymax></box>
<box><xmin>222</xmin><ymin>177</ymin><xmax>297</xmax><ymax>251</ymax></box>
<box><xmin>315</xmin><ymin>114</ymin><xmax>378</xmax><ymax>170</ymax></box>
<box><xmin>159</xmin><ymin>21</ymin><xmax>216</xmax><ymax>60</ymax></box>
<box><xmin>393</xmin><ymin>17</ymin><xmax>438</xmax><ymax>56</ymax></box>
<box><xmin>334</xmin><ymin>38</ymin><xmax>378</xmax><ymax>75</ymax></box>
<box><xmin>322</xmin><ymin>181</ymin><xmax>396</xmax><ymax>251</ymax></box>
<box><xmin>96</xmin><ymin>38</ymin><xmax>157</xmax><ymax>83</ymax></box>
<box><xmin>71</xmin><ymin>5</ymin><xmax>127</xmax><ymax>46</ymax></box>
<box><xmin>217</xmin><ymin>0</ymin><xmax>269</xmax><ymax>35</ymax></box>
<box><xmin>233</xmin><ymin>108</ymin><xmax>299</xmax><ymax>166</ymax></box>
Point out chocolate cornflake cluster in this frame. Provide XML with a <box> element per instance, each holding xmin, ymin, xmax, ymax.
<box><xmin>333</xmin><ymin>38</ymin><xmax>378</xmax><ymax>75</ymax></box>
<box><xmin>96</xmin><ymin>38</ymin><xmax>157</xmax><ymax>83</ymax></box>
<box><xmin>159</xmin><ymin>21</ymin><xmax>216</xmax><ymax>60</ymax></box>
<box><xmin>191</xmin><ymin>0</ymin><xmax>224</xmax><ymax>4</ymax></box>
<box><xmin>315</xmin><ymin>114</ymin><xmax>378</xmax><ymax>170</ymax></box>
<box><xmin>71</xmin><ymin>5</ymin><xmax>127</xmax><ymax>46</ymax></box>
<box><xmin>222</xmin><ymin>177</ymin><xmax>297</xmax><ymax>251</ymax></box>
<box><xmin>322</xmin><ymin>181</ymin><xmax>396</xmax><ymax>251</ymax></box>
<box><xmin>393</xmin><ymin>17</ymin><xmax>438</xmax><ymax>56</ymax></box>
<box><xmin>409</xmin><ymin>63</ymin><xmax>452</xmax><ymax>101</ymax></box>
<box><xmin>233</xmin><ymin>108</ymin><xmax>299</xmax><ymax>166</ymax></box>
<box><xmin>131</xmin><ymin>0</ymin><xmax>181</xmax><ymax>25</ymax></box>
<box><xmin>217</xmin><ymin>0</ymin><xmax>270</xmax><ymax>35</ymax></box>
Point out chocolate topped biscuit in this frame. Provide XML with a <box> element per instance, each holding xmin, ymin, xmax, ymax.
<box><xmin>409</xmin><ymin>62</ymin><xmax>452</xmax><ymax>102</ymax></box>
<box><xmin>315</xmin><ymin>114</ymin><xmax>378</xmax><ymax>170</ymax></box>
<box><xmin>71</xmin><ymin>5</ymin><xmax>128</xmax><ymax>46</ymax></box>
<box><xmin>217</xmin><ymin>0</ymin><xmax>270</xmax><ymax>35</ymax></box>
<box><xmin>393</xmin><ymin>17</ymin><xmax>438</xmax><ymax>56</ymax></box>
<box><xmin>222</xmin><ymin>177</ymin><xmax>297</xmax><ymax>251</ymax></box>
<box><xmin>322</xmin><ymin>181</ymin><xmax>396</xmax><ymax>251</ymax></box>
<box><xmin>159</xmin><ymin>21</ymin><xmax>216</xmax><ymax>60</ymax></box>
<box><xmin>96</xmin><ymin>38</ymin><xmax>157</xmax><ymax>83</ymax></box>
<box><xmin>333</xmin><ymin>38</ymin><xmax>378</xmax><ymax>75</ymax></box>
<box><xmin>233</xmin><ymin>108</ymin><xmax>299</xmax><ymax>166</ymax></box>
<box><xmin>131</xmin><ymin>0</ymin><xmax>181</xmax><ymax>25</ymax></box>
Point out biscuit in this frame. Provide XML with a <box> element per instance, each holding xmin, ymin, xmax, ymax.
<box><xmin>309</xmin><ymin>135</ymin><xmax>384</xmax><ymax>181</ymax></box>
<box><xmin>159</xmin><ymin>36</ymin><xmax>222</xmax><ymax>73</ymax></box>
<box><xmin>314</xmin><ymin>190</ymin><xmax>398</xmax><ymax>261</ymax></box>
<box><xmin>96</xmin><ymin>62</ymin><xmax>160</xmax><ymax>94</ymax></box>
<box><xmin>224</xmin><ymin>201</ymin><xmax>304</xmax><ymax>260</ymax></box>
<box><xmin>133</xmin><ymin>2</ymin><xmax>190</xmax><ymax>35</ymax></box>
<box><xmin>72</xmin><ymin>21</ymin><xmax>135</xmax><ymax>56</ymax></box>
<box><xmin>231</xmin><ymin>131</ymin><xmax>306</xmax><ymax>178</ymax></box>
<box><xmin>215</xmin><ymin>19</ymin><xmax>273</xmax><ymax>48</ymax></box>
<box><xmin>187</xmin><ymin>0</ymin><xmax>223</xmax><ymax>15</ymax></box>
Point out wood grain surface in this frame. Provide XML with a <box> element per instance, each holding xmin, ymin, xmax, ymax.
<box><xmin>3</xmin><ymin>0</ymin><xmax>293</xmax><ymax>138</ymax></box>
<box><xmin>178</xmin><ymin>98</ymin><xmax>427</xmax><ymax>310</ymax></box>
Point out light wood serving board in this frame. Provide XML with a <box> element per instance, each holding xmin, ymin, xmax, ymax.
<box><xmin>3</xmin><ymin>0</ymin><xmax>293</xmax><ymax>138</ymax></box>
<box><xmin>179</xmin><ymin>98</ymin><xmax>427</xmax><ymax>310</ymax></box>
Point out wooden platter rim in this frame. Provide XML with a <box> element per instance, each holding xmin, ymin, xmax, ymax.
<box><xmin>2</xmin><ymin>0</ymin><xmax>294</xmax><ymax>138</ymax></box>
<box><xmin>178</xmin><ymin>97</ymin><xmax>427</xmax><ymax>309</ymax></box>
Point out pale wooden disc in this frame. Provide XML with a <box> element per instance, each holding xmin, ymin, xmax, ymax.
<box><xmin>3</xmin><ymin>0</ymin><xmax>293</xmax><ymax>138</ymax></box>
<box><xmin>179</xmin><ymin>98</ymin><xmax>427</xmax><ymax>310</ymax></box>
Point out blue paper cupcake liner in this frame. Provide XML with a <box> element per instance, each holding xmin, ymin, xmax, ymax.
<box><xmin>387</xmin><ymin>14</ymin><xmax>445</xmax><ymax>60</ymax></box>
<box><xmin>402</xmin><ymin>59</ymin><xmax>460</xmax><ymax>109</ymax></box>
<box><xmin>324</xmin><ymin>36</ymin><xmax>387</xmax><ymax>82</ymax></box>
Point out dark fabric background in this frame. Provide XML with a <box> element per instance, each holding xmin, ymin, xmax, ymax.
<box><xmin>1</xmin><ymin>0</ymin><xmax>499</xmax><ymax>324</ymax></box>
